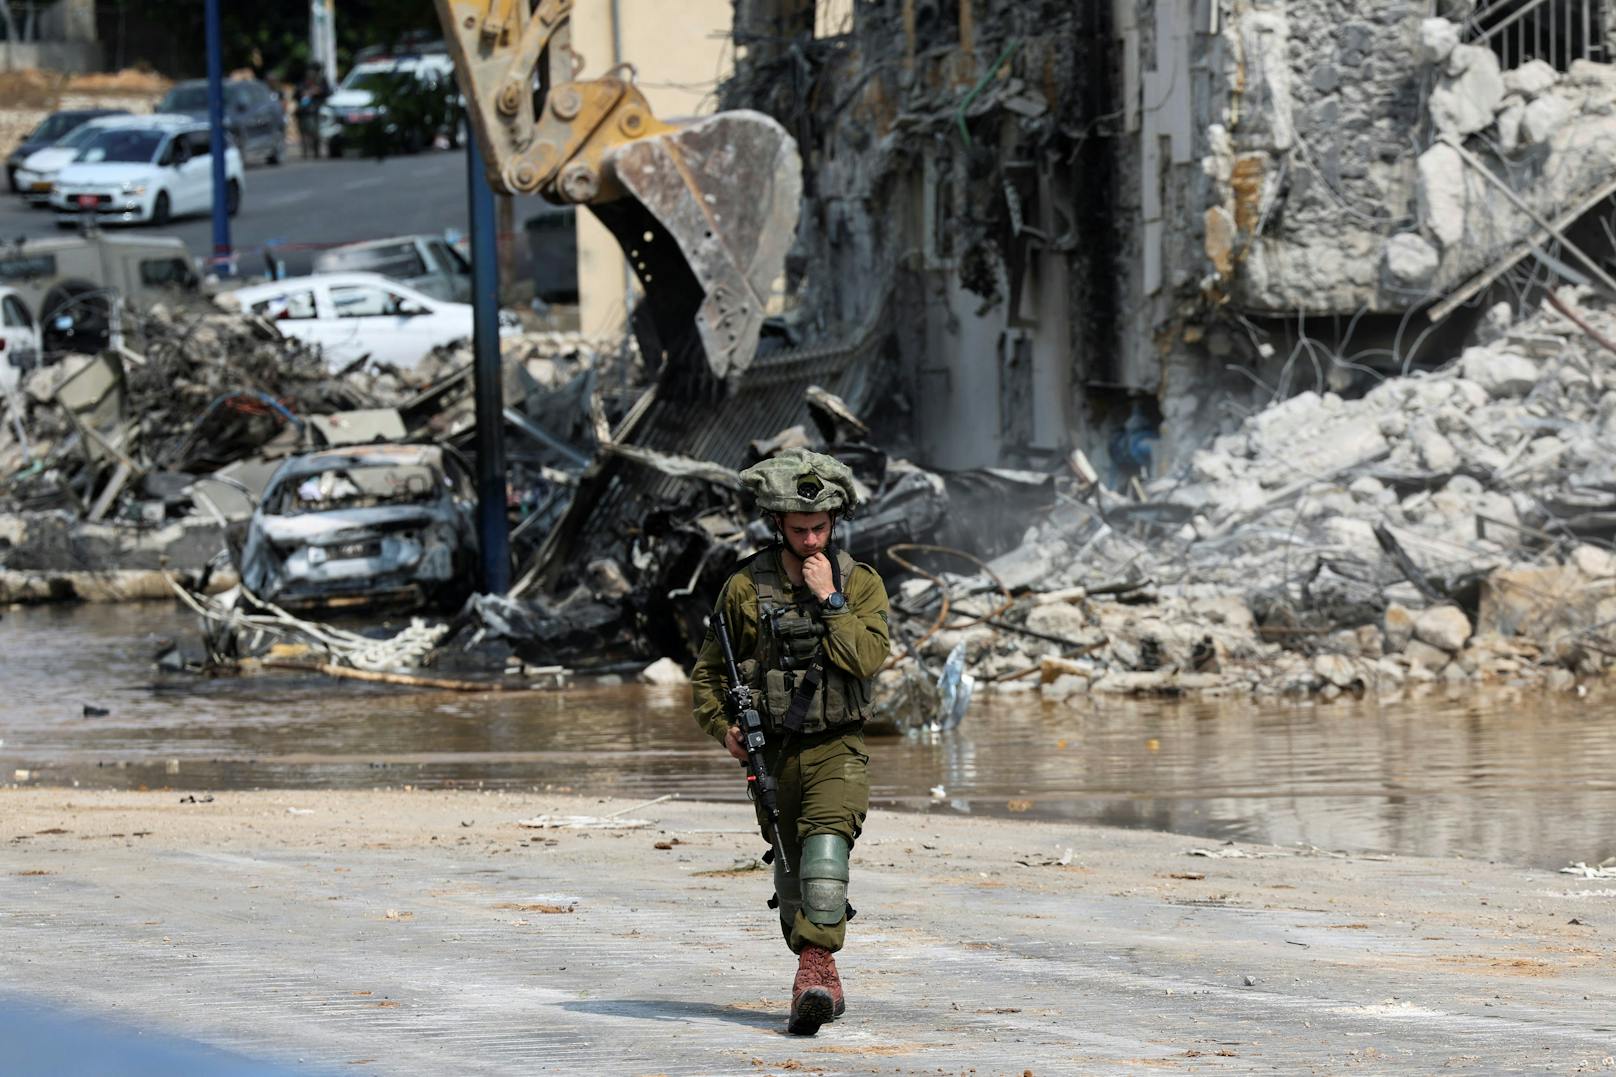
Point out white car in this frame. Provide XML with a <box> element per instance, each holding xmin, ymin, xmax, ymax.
<box><xmin>222</xmin><ymin>271</ymin><xmax>518</xmax><ymax>370</ymax></box>
<box><xmin>0</xmin><ymin>286</ymin><xmax>43</xmax><ymax>393</ymax></box>
<box><xmin>51</xmin><ymin>117</ymin><xmax>245</xmax><ymax>226</ymax></box>
<box><xmin>13</xmin><ymin>114</ymin><xmax>147</xmax><ymax>207</ymax></box>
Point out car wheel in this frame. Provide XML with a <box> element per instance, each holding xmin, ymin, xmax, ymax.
<box><xmin>225</xmin><ymin>179</ymin><xmax>241</xmax><ymax>218</ymax></box>
<box><xmin>267</xmin><ymin>137</ymin><xmax>282</xmax><ymax>166</ymax></box>
<box><xmin>328</xmin><ymin>136</ymin><xmax>344</xmax><ymax>159</ymax></box>
<box><xmin>151</xmin><ymin>191</ymin><xmax>171</xmax><ymax>226</ymax></box>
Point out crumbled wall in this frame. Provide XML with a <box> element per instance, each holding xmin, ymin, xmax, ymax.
<box><xmin>724</xmin><ymin>0</ymin><xmax>1616</xmax><ymax>483</ymax></box>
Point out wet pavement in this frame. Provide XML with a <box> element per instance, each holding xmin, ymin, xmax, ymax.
<box><xmin>6</xmin><ymin>601</ymin><xmax>1616</xmax><ymax>870</ymax></box>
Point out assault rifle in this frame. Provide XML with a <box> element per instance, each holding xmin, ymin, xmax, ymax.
<box><xmin>712</xmin><ymin>609</ymin><xmax>790</xmax><ymax>874</ymax></box>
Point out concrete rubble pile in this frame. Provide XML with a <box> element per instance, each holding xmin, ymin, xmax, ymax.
<box><xmin>881</xmin><ymin>289</ymin><xmax>1616</xmax><ymax>710</ymax></box>
<box><xmin>0</xmin><ymin>297</ymin><xmax>620</xmax><ymax>606</ymax></box>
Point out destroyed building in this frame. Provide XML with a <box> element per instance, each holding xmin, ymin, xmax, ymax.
<box><xmin>722</xmin><ymin>0</ymin><xmax>1616</xmax><ymax>479</ymax></box>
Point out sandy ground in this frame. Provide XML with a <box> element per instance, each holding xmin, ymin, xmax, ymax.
<box><xmin>2</xmin><ymin>788</ymin><xmax>1614</xmax><ymax>1075</ymax></box>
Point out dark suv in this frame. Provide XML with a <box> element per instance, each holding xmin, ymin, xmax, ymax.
<box><xmin>156</xmin><ymin>79</ymin><xmax>286</xmax><ymax>166</ymax></box>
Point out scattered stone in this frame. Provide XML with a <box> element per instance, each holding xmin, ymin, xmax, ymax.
<box><xmin>1429</xmin><ymin>45</ymin><xmax>1504</xmax><ymax>137</ymax></box>
<box><xmin>1404</xmin><ymin>639</ymin><xmax>1453</xmax><ymax>671</ymax></box>
<box><xmin>1503</xmin><ymin>59</ymin><xmax>1558</xmax><ymax>99</ymax></box>
<box><xmin>638</xmin><ymin>658</ymin><xmax>689</xmax><ymax>686</ymax></box>
<box><xmin>1521</xmin><ymin>94</ymin><xmax>1572</xmax><ymax>145</ymax></box>
<box><xmin>1414</xmin><ymin>606</ymin><xmax>1472</xmax><ymax>653</ymax></box>
<box><xmin>1384</xmin><ymin>604</ymin><xmax>1416</xmax><ymax>652</ymax></box>
<box><xmin>1458</xmin><ymin>347</ymin><xmax>1539</xmax><ymax>397</ymax></box>
<box><xmin>1416</xmin><ymin>142</ymin><xmax>1467</xmax><ymax>248</ymax></box>
<box><xmin>1571</xmin><ymin>545</ymin><xmax>1616</xmax><ymax>580</ymax></box>
<box><xmin>1384</xmin><ymin>233</ymin><xmax>1440</xmax><ymax>289</ymax></box>
<box><xmin>1546</xmin><ymin>668</ymin><xmax>1578</xmax><ymax>692</ymax></box>
<box><xmin>1418</xmin><ymin>17</ymin><xmax>1459</xmax><ymax>66</ymax></box>
<box><xmin>1312</xmin><ymin>653</ymin><xmax>1358</xmax><ymax>689</ymax></box>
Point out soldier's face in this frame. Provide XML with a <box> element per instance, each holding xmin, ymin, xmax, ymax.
<box><xmin>778</xmin><ymin>511</ymin><xmax>832</xmax><ymax>559</ymax></box>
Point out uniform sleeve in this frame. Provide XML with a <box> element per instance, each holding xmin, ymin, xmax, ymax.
<box><xmin>689</xmin><ymin>574</ymin><xmax>756</xmax><ymax>744</ymax></box>
<box><xmin>820</xmin><ymin>564</ymin><xmax>890</xmax><ymax>680</ymax></box>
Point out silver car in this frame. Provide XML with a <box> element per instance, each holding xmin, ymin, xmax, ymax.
<box><xmin>239</xmin><ymin>444</ymin><xmax>478</xmax><ymax>611</ymax></box>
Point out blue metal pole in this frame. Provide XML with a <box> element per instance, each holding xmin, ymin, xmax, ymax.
<box><xmin>467</xmin><ymin>136</ymin><xmax>510</xmax><ymax>594</ymax></box>
<box><xmin>204</xmin><ymin>0</ymin><xmax>232</xmax><ymax>274</ymax></box>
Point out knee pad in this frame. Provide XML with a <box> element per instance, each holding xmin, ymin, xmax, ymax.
<box><xmin>799</xmin><ymin>833</ymin><xmax>850</xmax><ymax>926</ymax></box>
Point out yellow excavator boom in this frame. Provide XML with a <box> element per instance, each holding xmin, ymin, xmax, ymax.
<box><xmin>432</xmin><ymin>0</ymin><xmax>802</xmax><ymax>382</ymax></box>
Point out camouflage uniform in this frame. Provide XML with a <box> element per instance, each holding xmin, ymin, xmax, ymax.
<box><xmin>688</xmin><ymin>449</ymin><xmax>889</xmax><ymax>1032</ymax></box>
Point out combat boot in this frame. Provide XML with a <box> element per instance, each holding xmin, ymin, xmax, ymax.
<box><xmin>787</xmin><ymin>945</ymin><xmax>838</xmax><ymax>1035</ymax></box>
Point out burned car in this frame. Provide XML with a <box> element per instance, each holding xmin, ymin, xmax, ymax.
<box><xmin>239</xmin><ymin>444</ymin><xmax>477</xmax><ymax>611</ymax></box>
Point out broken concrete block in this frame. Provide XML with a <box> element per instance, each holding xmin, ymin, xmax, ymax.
<box><xmin>1416</xmin><ymin>142</ymin><xmax>1467</xmax><ymax>248</ymax></box>
<box><xmin>639</xmin><ymin>657</ymin><xmax>689</xmax><ymax>686</ymax></box>
<box><xmin>1324</xmin><ymin>516</ymin><xmax>1377</xmax><ymax>550</ymax></box>
<box><xmin>1546</xmin><ymin>667</ymin><xmax>1578</xmax><ymax>692</ymax></box>
<box><xmin>1496</xmin><ymin>95</ymin><xmax>1526</xmax><ymax>153</ymax></box>
<box><xmin>1025</xmin><ymin>603</ymin><xmax>1091</xmax><ymax>642</ymax></box>
<box><xmin>1419</xmin><ymin>17</ymin><xmax>1459</xmax><ymax>65</ymax></box>
<box><xmin>1477</xmin><ymin>564</ymin><xmax>1586</xmax><ymax>637</ymax></box>
<box><xmin>1413</xmin><ymin>423</ymin><xmax>1459</xmax><ymax>472</ymax></box>
<box><xmin>1430</xmin><ymin>45</ymin><xmax>1504</xmax><ymax>137</ymax></box>
<box><xmin>1383</xmin><ymin>232</ymin><xmax>1440</xmax><ymax>289</ymax></box>
<box><xmin>1458</xmin><ymin>347</ymin><xmax>1538</xmax><ymax>397</ymax></box>
<box><xmin>1313</xmin><ymin>653</ymin><xmax>1359</xmax><ymax>688</ymax></box>
<box><xmin>1571</xmin><ymin>544</ymin><xmax>1616</xmax><ymax>579</ymax></box>
<box><xmin>1521</xmin><ymin>93</ymin><xmax>1571</xmax><ymax>145</ymax></box>
<box><xmin>1503</xmin><ymin>59</ymin><xmax>1558</xmax><ymax>99</ymax></box>
<box><xmin>1384</xmin><ymin>603</ymin><xmax>1416</xmax><ymax>651</ymax></box>
<box><xmin>1404</xmin><ymin>638</ymin><xmax>1453</xmax><ymax>671</ymax></box>
<box><xmin>1414</xmin><ymin>605</ymin><xmax>1471</xmax><ymax>652</ymax></box>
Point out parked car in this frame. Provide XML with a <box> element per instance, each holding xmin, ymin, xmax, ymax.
<box><xmin>238</xmin><ymin>444</ymin><xmax>477</xmax><ymax>611</ymax></box>
<box><xmin>6</xmin><ymin>108</ymin><xmax>128</xmax><ymax>193</ymax></box>
<box><xmin>223</xmin><ymin>271</ymin><xmax>517</xmax><ymax>370</ymax></box>
<box><xmin>313</xmin><ymin>234</ymin><xmax>471</xmax><ymax>303</ymax></box>
<box><xmin>0</xmin><ymin>286</ymin><xmax>43</xmax><ymax>393</ymax></box>
<box><xmin>156</xmin><ymin>78</ymin><xmax>286</xmax><ymax>165</ymax></box>
<box><xmin>320</xmin><ymin>54</ymin><xmax>458</xmax><ymax>157</ymax></box>
<box><xmin>12</xmin><ymin>114</ymin><xmax>147</xmax><ymax>207</ymax></box>
<box><xmin>51</xmin><ymin>117</ymin><xmax>245</xmax><ymax>227</ymax></box>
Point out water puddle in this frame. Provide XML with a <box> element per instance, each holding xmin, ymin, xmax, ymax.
<box><xmin>6</xmin><ymin>602</ymin><xmax>1616</xmax><ymax>869</ymax></box>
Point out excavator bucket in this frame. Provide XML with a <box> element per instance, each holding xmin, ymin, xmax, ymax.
<box><xmin>590</xmin><ymin>110</ymin><xmax>801</xmax><ymax>385</ymax></box>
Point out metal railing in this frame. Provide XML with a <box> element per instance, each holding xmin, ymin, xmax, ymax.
<box><xmin>1469</xmin><ymin>0</ymin><xmax>1608</xmax><ymax>71</ymax></box>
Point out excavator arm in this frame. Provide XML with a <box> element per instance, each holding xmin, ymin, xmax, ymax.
<box><xmin>433</xmin><ymin>0</ymin><xmax>801</xmax><ymax>382</ymax></box>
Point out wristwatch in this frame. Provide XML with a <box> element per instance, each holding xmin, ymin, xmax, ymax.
<box><xmin>821</xmin><ymin>591</ymin><xmax>847</xmax><ymax>612</ymax></box>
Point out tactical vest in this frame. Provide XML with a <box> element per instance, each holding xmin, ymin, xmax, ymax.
<box><xmin>744</xmin><ymin>546</ymin><xmax>870</xmax><ymax>736</ymax></box>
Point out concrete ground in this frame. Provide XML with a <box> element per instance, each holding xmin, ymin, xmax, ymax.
<box><xmin>2</xmin><ymin>788</ymin><xmax>1613</xmax><ymax>1075</ymax></box>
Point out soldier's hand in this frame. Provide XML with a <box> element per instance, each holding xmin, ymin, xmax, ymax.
<box><xmin>724</xmin><ymin>725</ymin><xmax>748</xmax><ymax>762</ymax></box>
<box><xmin>802</xmin><ymin>552</ymin><xmax>836</xmax><ymax>601</ymax></box>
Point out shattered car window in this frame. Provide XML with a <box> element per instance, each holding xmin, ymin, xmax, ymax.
<box><xmin>319</xmin><ymin>243</ymin><xmax>427</xmax><ymax>279</ymax></box>
<box><xmin>331</xmin><ymin>285</ymin><xmax>410</xmax><ymax>318</ymax></box>
<box><xmin>250</xmin><ymin>290</ymin><xmax>317</xmax><ymax>321</ymax></box>
<box><xmin>274</xmin><ymin>464</ymin><xmax>443</xmax><ymax>515</ymax></box>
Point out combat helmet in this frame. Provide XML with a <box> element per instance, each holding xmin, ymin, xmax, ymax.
<box><xmin>739</xmin><ymin>449</ymin><xmax>859</xmax><ymax>517</ymax></box>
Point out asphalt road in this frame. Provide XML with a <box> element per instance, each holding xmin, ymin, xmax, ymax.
<box><xmin>0</xmin><ymin>149</ymin><xmax>488</xmax><ymax>277</ymax></box>
<box><xmin>6</xmin><ymin>788</ymin><xmax>1616</xmax><ymax>1074</ymax></box>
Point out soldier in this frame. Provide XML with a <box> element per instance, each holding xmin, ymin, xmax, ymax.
<box><xmin>690</xmin><ymin>449</ymin><xmax>890</xmax><ymax>1035</ymax></box>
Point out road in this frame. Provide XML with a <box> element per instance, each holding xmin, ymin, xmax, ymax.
<box><xmin>0</xmin><ymin>149</ymin><xmax>550</xmax><ymax>278</ymax></box>
<box><xmin>4</xmin><ymin>788</ymin><xmax>1614</xmax><ymax>1074</ymax></box>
